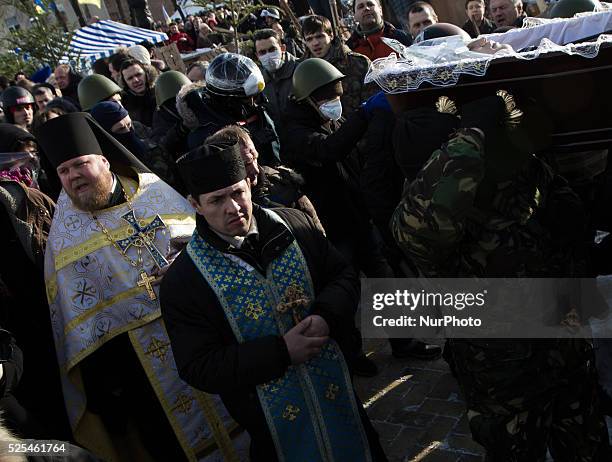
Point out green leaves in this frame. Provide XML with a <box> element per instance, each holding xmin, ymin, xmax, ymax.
<box><xmin>0</xmin><ymin>0</ymin><xmax>78</xmax><ymax>74</ymax></box>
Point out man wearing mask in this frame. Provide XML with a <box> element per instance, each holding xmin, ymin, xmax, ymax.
<box><xmin>346</xmin><ymin>0</ymin><xmax>412</xmax><ymax>60</ymax></box>
<box><xmin>302</xmin><ymin>15</ymin><xmax>375</xmax><ymax>115</ymax></box>
<box><xmin>119</xmin><ymin>58</ymin><xmax>158</xmax><ymax>127</ymax></box>
<box><xmin>90</xmin><ymin>101</ymin><xmax>148</xmax><ymax>160</ymax></box>
<box><xmin>254</xmin><ymin>28</ymin><xmax>299</xmax><ymax>133</ymax></box>
<box><xmin>176</xmin><ymin>53</ymin><xmax>281</xmax><ymax>167</ymax></box>
<box><xmin>0</xmin><ymin>87</ymin><xmax>35</xmax><ymax>131</ymax></box>
<box><xmin>281</xmin><ymin>59</ymin><xmax>404</xmax><ymax>375</ymax></box>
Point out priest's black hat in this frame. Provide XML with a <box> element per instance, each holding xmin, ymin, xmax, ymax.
<box><xmin>33</xmin><ymin>112</ymin><xmax>150</xmax><ymax>177</ymax></box>
<box><xmin>177</xmin><ymin>141</ymin><xmax>246</xmax><ymax>198</ymax></box>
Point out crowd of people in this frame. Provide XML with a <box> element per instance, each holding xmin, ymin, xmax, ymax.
<box><xmin>0</xmin><ymin>0</ymin><xmax>611</xmax><ymax>460</ymax></box>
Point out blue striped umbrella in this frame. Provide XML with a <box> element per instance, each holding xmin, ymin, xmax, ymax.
<box><xmin>68</xmin><ymin>20</ymin><xmax>168</xmax><ymax>63</ymax></box>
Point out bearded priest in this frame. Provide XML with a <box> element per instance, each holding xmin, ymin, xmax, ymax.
<box><xmin>35</xmin><ymin>112</ymin><xmax>248</xmax><ymax>462</ymax></box>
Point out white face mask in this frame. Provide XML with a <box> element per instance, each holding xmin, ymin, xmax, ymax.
<box><xmin>318</xmin><ymin>98</ymin><xmax>343</xmax><ymax>121</ymax></box>
<box><xmin>259</xmin><ymin>50</ymin><xmax>283</xmax><ymax>72</ymax></box>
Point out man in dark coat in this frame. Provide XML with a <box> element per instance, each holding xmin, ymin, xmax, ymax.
<box><xmin>346</xmin><ymin>0</ymin><xmax>412</xmax><ymax>60</ymax></box>
<box><xmin>254</xmin><ymin>28</ymin><xmax>299</xmax><ymax>134</ymax></box>
<box><xmin>53</xmin><ymin>65</ymin><xmax>82</xmax><ymax>109</ymax></box>
<box><xmin>127</xmin><ymin>0</ymin><xmax>153</xmax><ymax>29</ymax></box>
<box><xmin>490</xmin><ymin>0</ymin><xmax>527</xmax><ymax>29</ymax></box>
<box><xmin>282</xmin><ymin>59</ymin><xmax>442</xmax><ymax>369</ymax></box>
<box><xmin>302</xmin><ymin>15</ymin><xmax>376</xmax><ymax>115</ymax></box>
<box><xmin>161</xmin><ymin>139</ymin><xmax>387</xmax><ymax>461</ymax></box>
<box><xmin>280</xmin><ymin>58</ymin><xmax>391</xmax><ymax>278</ymax></box>
<box><xmin>463</xmin><ymin>0</ymin><xmax>496</xmax><ymax>38</ymax></box>
<box><xmin>119</xmin><ymin>59</ymin><xmax>158</xmax><ymax>127</ymax></box>
<box><xmin>177</xmin><ymin>53</ymin><xmax>281</xmax><ymax>166</ymax></box>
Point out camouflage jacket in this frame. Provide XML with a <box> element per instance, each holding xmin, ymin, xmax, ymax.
<box><xmin>391</xmin><ymin>129</ymin><xmax>588</xmax><ymax>278</ymax></box>
<box><xmin>306</xmin><ymin>40</ymin><xmax>377</xmax><ymax>115</ymax></box>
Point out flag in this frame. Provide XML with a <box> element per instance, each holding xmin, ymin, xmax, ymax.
<box><xmin>162</xmin><ymin>5</ymin><xmax>171</xmax><ymax>25</ymax></box>
<box><xmin>33</xmin><ymin>0</ymin><xmax>46</xmax><ymax>14</ymax></box>
<box><xmin>79</xmin><ymin>0</ymin><xmax>102</xmax><ymax>7</ymax></box>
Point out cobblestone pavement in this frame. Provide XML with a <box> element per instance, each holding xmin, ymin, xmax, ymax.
<box><xmin>354</xmin><ymin>338</ymin><xmax>486</xmax><ymax>462</ymax></box>
<box><xmin>356</xmin><ymin>339</ymin><xmax>612</xmax><ymax>461</ymax></box>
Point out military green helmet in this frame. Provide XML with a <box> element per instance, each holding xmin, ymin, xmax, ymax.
<box><xmin>546</xmin><ymin>0</ymin><xmax>600</xmax><ymax>18</ymax></box>
<box><xmin>78</xmin><ymin>74</ymin><xmax>122</xmax><ymax>111</ymax></box>
<box><xmin>292</xmin><ymin>58</ymin><xmax>345</xmax><ymax>101</ymax></box>
<box><xmin>155</xmin><ymin>70</ymin><xmax>191</xmax><ymax>107</ymax></box>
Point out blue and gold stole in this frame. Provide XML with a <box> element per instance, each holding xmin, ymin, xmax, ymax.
<box><xmin>187</xmin><ymin>209</ymin><xmax>372</xmax><ymax>462</ymax></box>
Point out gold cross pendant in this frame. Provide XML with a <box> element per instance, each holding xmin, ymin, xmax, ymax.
<box><xmin>137</xmin><ymin>271</ymin><xmax>157</xmax><ymax>301</ymax></box>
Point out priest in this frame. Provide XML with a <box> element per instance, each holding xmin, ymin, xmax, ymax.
<box><xmin>35</xmin><ymin>112</ymin><xmax>247</xmax><ymax>462</ymax></box>
<box><xmin>160</xmin><ymin>139</ymin><xmax>387</xmax><ymax>461</ymax></box>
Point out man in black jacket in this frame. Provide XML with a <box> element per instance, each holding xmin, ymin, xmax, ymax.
<box><xmin>119</xmin><ymin>59</ymin><xmax>157</xmax><ymax>127</ymax></box>
<box><xmin>160</xmin><ymin>139</ymin><xmax>387</xmax><ymax>461</ymax></box>
<box><xmin>280</xmin><ymin>58</ymin><xmax>384</xmax><ymax>274</ymax></box>
<box><xmin>179</xmin><ymin>53</ymin><xmax>281</xmax><ymax>166</ymax></box>
<box><xmin>254</xmin><ymin>28</ymin><xmax>299</xmax><ymax>134</ymax></box>
<box><xmin>53</xmin><ymin>64</ymin><xmax>82</xmax><ymax>109</ymax></box>
<box><xmin>281</xmin><ymin>60</ymin><xmax>442</xmax><ymax>361</ymax></box>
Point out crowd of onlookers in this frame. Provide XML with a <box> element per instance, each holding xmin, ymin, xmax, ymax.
<box><xmin>0</xmin><ymin>0</ymin><xmax>535</xmax><ymax>133</ymax></box>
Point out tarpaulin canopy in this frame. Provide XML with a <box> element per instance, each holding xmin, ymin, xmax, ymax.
<box><xmin>171</xmin><ymin>1</ymin><xmax>207</xmax><ymax>20</ymax></box>
<box><xmin>69</xmin><ymin>20</ymin><xmax>168</xmax><ymax>63</ymax></box>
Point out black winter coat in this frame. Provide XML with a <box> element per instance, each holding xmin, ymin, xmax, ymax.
<box><xmin>160</xmin><ymin>206</ymin><xmax>379</xmax><ymax>459</ymax></box>
<box><xmin>150</xmin><ymin>103</ymin><xmax>182</xmax><ymax>145</ymax></box>
<box><xmin>280</xmin><ymin>99</ymin><xmax>369</xmax><ymax>244</ymax></box>
<box><xmin>261</xmin><ymin>53</ymin><xmax>299</xmax><ymax>134</ymax></box>
<box><xmin>360</xmin><ymin>110</ymin><xmax>404</xmax><ymax>245</ymax></box>
<box><xmin>121</xmin><ymin>89</ymin><xmax>157</xmax><ymax>127</ymax></box>
<box><xmin>187</xmin><ymin>95</ymin><xmax>281</xmax><ymax>167</ymax></box>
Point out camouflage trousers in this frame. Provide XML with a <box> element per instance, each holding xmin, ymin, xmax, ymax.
<box><xmin>446</xmin><ymin>339</ymin><xmax>610</xmax><ymax>461</ymax></box>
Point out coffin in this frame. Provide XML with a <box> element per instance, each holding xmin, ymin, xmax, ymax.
<box><xmin>366</xmin><ymin>9</ymin><xmax>612</xmax><ymax>152</ymax></box>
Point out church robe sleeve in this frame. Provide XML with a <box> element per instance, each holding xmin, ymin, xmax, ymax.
<box><xmin>160</xmin><ymin>253</ymin><xmax>291</xmax><ymax>394</ymax></box>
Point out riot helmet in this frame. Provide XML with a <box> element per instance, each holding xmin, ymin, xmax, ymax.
<box><xmin>78</xmin><ymin>74</ymin><xmax>122</xmax><ymax>111</ymax></box>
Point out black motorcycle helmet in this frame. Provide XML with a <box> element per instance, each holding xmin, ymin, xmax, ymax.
<box><xmin>0</xmin><ymin>86</ymin><xmax>35</xmax><ymax>124</ymax></box>
<box><xmin>415</xmin><ymin>23</ymin><xmax>471</xmax><ymax>43</ymax></box>
<box><xmin>205</xmin><ymin>53</ymin><xmax>266</xmax><ymax>120</ymax></box>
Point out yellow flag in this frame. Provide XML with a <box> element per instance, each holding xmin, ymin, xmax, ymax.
<box><xmin>78</xmin><ymin>0</ymin><xmax>101</xmax><ymax>8</ymax></box>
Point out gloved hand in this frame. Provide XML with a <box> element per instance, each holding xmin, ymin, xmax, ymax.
<box><xmin>459</xmin><ymin>95</ymin><xmax>506</xmax><ymax>136</ymax></box>
<box><xmin>460</xmin><ymin>95</ymin><xmax>532</xmax><ymax>183</ymax></box>
<box><xmin>361</xmin><ymin>91</ymin><xmax>391</xmax><ymax>117</ymax></box>
<box><xmin>394</xmin><ymin>107</ymin><xmax>459</xmax><ymax>180</ymax></box>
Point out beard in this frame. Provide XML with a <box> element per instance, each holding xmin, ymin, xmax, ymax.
<box><xmin>68</xmin><ymin>173</ymin><xmax>114</xmax><ymax>212</ymax></box>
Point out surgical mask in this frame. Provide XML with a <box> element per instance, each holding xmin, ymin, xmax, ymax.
<box><xmin>318</xmin><ymin>98</ymin><xmax>343</xmax><ymax>121</ymax></box>
<box><xmin>259</xmin><ymin>50</ymin><xmax>283</xmax><ymax>72</ymax></box>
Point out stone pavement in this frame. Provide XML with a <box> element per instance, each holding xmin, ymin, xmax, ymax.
<box><xmin>354</xmin><ymin>338</ymin><xmax>486</xmax><ymax>462</ymax></box>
